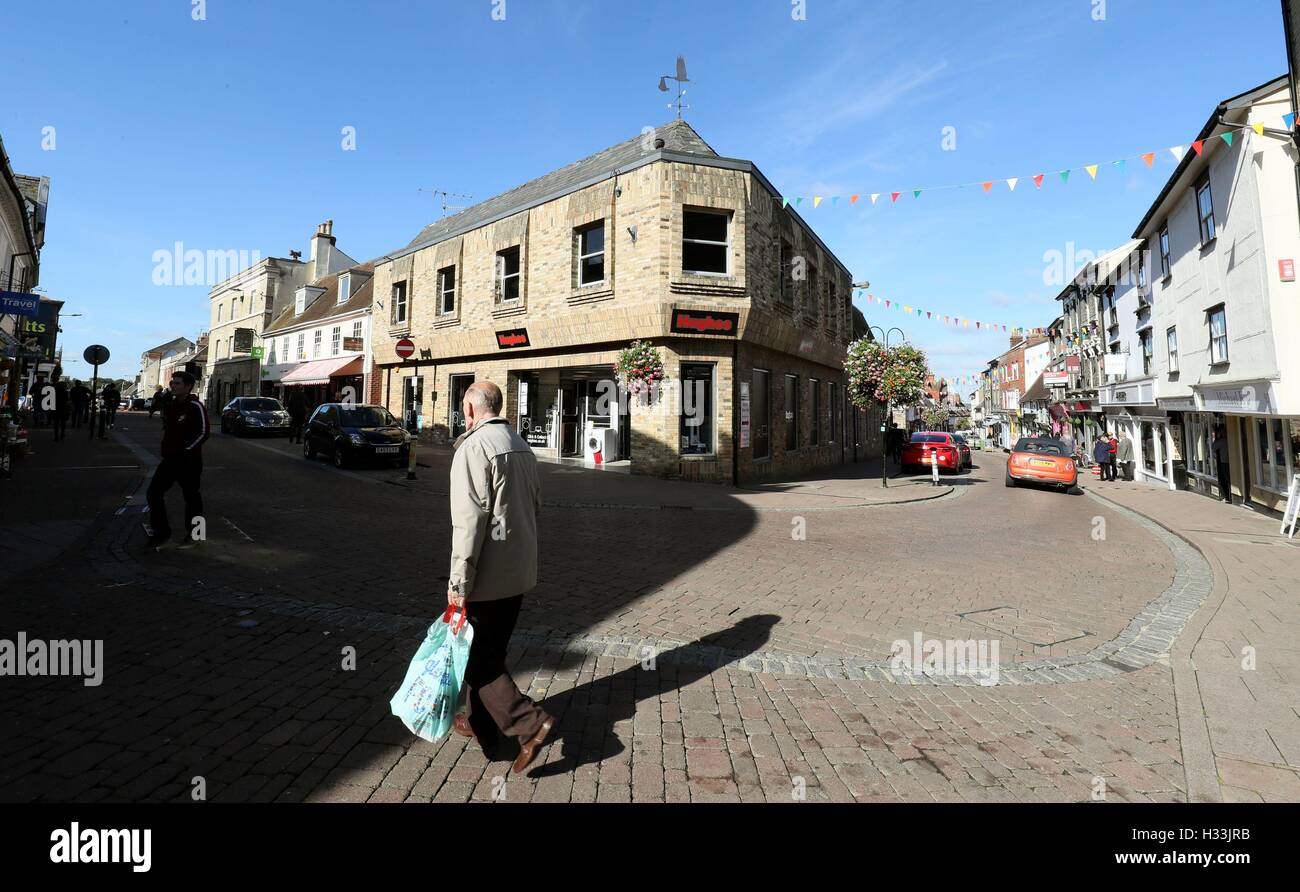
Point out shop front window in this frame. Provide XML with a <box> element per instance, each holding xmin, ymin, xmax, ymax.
<box><xmin>1254</xmin><ymin>417</ymin><xmax>1297</xmax><ymax>492</ymax></box>
<box><xmin>680</xmin><ymin>363</ymin><xmax>714</xmax><ymax>455</ymax></box>
<box><xmin>1142</xmin><ymin>422</ymin><xmax>1156</xmax><ymax>473</ymax></box>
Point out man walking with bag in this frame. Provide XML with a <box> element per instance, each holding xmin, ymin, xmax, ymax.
<box><xmin>445</xmin><ymin>380</ymin><xmax>556</xmax><ymax>773</ymax></box>
<box><xmin>144</xmin><ymin>371</ymin><xmax>209</xmax><ymax>548</ymax></box>
<box><xmin>1116</xmin><ymin>430</ymin><xmax>1134</xmax><ymax>481</ymax></box>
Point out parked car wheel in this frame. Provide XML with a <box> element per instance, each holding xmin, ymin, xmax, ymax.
<box><xmin>303</xmin><ymin>438</ymin><xmax>316</xmax><ymax>460</ymax></box>
<box><xmin>332</xmin><ymin>443</ymin><xmax>348</xmax><ymax>469</ymax></box>
<box><xmin>1005</xmin><ymin>471</ymin><xmax>1016</xmax><ymax>488</ymax></box>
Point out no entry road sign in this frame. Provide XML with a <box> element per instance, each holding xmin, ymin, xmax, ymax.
<box><xmin>395</xmin><ymin>338</ymin><xmax>415</xmax><ymax>359</ymax></box>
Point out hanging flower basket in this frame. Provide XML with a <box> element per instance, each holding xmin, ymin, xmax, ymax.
<box><xmin>615</xmin><ymin>340</ymin><xmax>665</xmax><ymax>397</ymax></box>
<box><xmin>844</xmin><ymin>338</ymin><xmax>928</xmax><ymax>409</ymax></box>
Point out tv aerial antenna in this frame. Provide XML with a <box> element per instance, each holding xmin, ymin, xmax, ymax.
<box><xmin>657</xmin><ymin>55</ymin><xmax>691</xmax><ymax>119</ymax></box>
<box><xmin>418</xmin><ymin>187</ymin><xmax>474</xmax><ymax>216</ymax></box>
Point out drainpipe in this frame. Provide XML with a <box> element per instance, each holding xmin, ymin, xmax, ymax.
<box><xmin>732</xmin><ymin>337</ymin><xmax>739</xmax><ymax>486</ymax></box>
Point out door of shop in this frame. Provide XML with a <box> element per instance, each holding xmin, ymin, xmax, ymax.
<box><xmin>752</xmin><ymin>369</ymin><xmax>770</xmax><ymax>459</ymax></box>
<box><xmin>403</xmin><ymin>376</ymin><xmax>423</xmax><ymax>434</ymax></box>
<box><xmin>1239</xmin><ymin>420</ymin><xmax>1253</xmax><ymax>506</ymax></box>
<box><xmin>449</xmin><ymin>374</ymin><xmax>474</xmax><ymax>440</ymax></box>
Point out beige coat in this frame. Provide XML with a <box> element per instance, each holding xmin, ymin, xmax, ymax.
<box><xmin>448</xmin><ymin>417</ymin><xmax>541</xmax><ymax>601</ymax></box>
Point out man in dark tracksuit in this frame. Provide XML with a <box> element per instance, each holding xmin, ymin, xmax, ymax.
<box><xmin>145</xmin><ymin>371</ymin><xmax>209</xmax><ymax>548</ymax></box>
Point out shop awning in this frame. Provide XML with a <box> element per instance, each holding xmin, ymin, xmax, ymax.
<box><xmin>281</xmin><ymin>356</ymin><xmax>363</xmax><ymax>385</ymax></box>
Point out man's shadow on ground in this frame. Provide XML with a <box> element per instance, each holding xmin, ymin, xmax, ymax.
<box><xmin>509</xmin><ymin>614</ymin><xmax>781</xmax><ymax>778</ymax></box>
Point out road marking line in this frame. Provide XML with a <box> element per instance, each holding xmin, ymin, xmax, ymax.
<box><xmin>222</xmin><ymin>516</ymin><xmax>254</xmax><ymax>542</ymax></box>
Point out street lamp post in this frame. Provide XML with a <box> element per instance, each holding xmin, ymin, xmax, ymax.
<box><xmin>867</xmin><ymin>325</ymin><xmax>905</xmax><ymax>488</ymax></box>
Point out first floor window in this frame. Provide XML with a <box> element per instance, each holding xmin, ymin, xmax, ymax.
<box><xmin>391</xmin><ymin>281</ymin><xmax>408</xmax><ymax>325</ymax></box>
<box><xmin>496</xmin><ymin>247</ymin><xmax>521</xmax><ymax>303</ymax></box>
<box><xmin>352</xmin><ymin>320</ymin><xmax>363</xmax><ymax>339</ymax></box>
<box><xmin>1196</xmin><ymin>176</ymin><xmax>1216</xmax><ymax>244</ymax></box>
<box><xmin>778</xmin><ymin>241</ymin><xmax>794</xmax><ymax>304</ymax></box>
<box><xmin>331</xmin><ymin>326</ymin><xmax>341</xmax><ymax>356</ymax></box>
<box><xmin>784</xmin><ymin>375</ymin><xmax>799</xmax><ymax>450</ymax></box>
<box><xmin>313</xmin><ymin>330</ymin><xmax>322</xmax><ymax>358</ymax></box>
<box><xmin>682</xmin><ymin>209</ymin><xmax>730</xmax><ymax>274</ymax></box>
<box><xmin>679</xmin><ymin>363</ymin><xmax>714</xmax><ymax>455</ymax></box>
<box><xmin>1159</xmin><ymin>225</ymin><xmax>1171</xmax><ymax>277</ymax></box>
<box><xmin>438</xmin><ymin>265</ymin><xmax>456</xmax><ymax>314</ymax></box>
<box><xmin>810</xmin><ymin>379</ymin><xmax>820</xmax><ymax>446</ymax></box>
<box><xmin>1208</xmin><ymin>306</ymin><xmax>1228</xmax><ymax>364</ymax></box>
<box><xmin>576</xmin><ymin>221</ymin><xmax>605</xmax><ymax>285</ymax></box>
<box><xmin>1166</xmin><ymin>327</ymin><xmax>1178</xmax><ymax>373</ymax></box>
<box><xmin>296</xmin><ymin>333</ymin><xmax>305</xmax><ymax>360</ymax></box>
<box><xmin>1140</xmin><ymin>329</ymin><xmax>1153</xmax><ymax>376</ymax></box>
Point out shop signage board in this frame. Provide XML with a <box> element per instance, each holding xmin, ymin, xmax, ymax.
<box><xmin>1102</xmin><ymin>354</ymin><xmax>1127</xmax><ymax>376</ymax></box>
<box><xmin>250</xmin><ymin>346</ymin><xmax>264</xmax><ymax>359</ymax></box>
<box><xmin>670</xmin><ymin>308</ymin><xmax>739</xmax><ymax>336</ymax></box>
<box><xmin>495</xmin><ymin>328</ymin><xmax>530</xmax><ymax>349</ymax></box>
<box><xmin>233</xmin><ymin>327</ymin><xmax>255</xmax><ymax>354</ymax></box>
<box><xmin>343</xmin><ymin>337</ymin><xmax>363</xmax><ymax>352</ymax></box>
<box><xmin>1280</xmin><ymin>259</ymin><xmax>1296</xmax><ymax>282</ymax></box>
<box><xmin>1043</xmin><ymin>371</ymin><xmax>1070</xmax><ymax>385</ymax></box>
<box><xmin>394</xmin><ymin>338</ymin><xmax>416</xmax><ymax>359</ymax></box>
<box><xmin>1196</xmin><ymin>382</ymin><xmax>1275</xmax><ymax>414</ymax></box>
<box><xmin>0</xmin><ymin>291</ymin><xmax>40</xmax><ymax>318</ymax></box>
<box><xmin>1159</xmin><ymin>396</ymin><xmax>1197</xmax><ymax>411</ymax></box>
<box><xmin>1282</xmin><ymin>474</ymin><xmax>1300</xmax><ymax>539</ymax></box>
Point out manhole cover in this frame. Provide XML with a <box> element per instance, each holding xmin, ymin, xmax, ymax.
<box><xmin>957</xmin><ymin>606</ymin><xmax>1089</xmax><ymax>648</ymax></box>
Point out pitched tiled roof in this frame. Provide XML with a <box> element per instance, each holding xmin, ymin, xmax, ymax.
<box><xmin>397</xmin><ymin>120</ymin><xmax>719</xmax><ymax>257</ymax></box>
<box><xmin>265</xmin><ymin>262</ymin><xmax>374</xmax><ymax>335</ymax></box>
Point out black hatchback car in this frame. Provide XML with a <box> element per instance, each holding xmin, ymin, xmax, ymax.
<box><xmin>303</xmin><ymin>403</ymin><xmax>410</xmax><ymax>468</ymax></box>
<box><xmin>221</xmin><ymin>396</ymin><xmax>292</xmax><ymax>436</ymax></box>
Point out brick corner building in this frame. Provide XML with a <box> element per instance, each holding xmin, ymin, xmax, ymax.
<box><xmin>370</xmin><ymin>120</ymin><xmax>879</xmax><ymax>484</ymax></box>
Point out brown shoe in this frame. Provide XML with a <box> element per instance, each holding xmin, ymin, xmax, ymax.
<box><xmin>452</xmin><ymin>714</ymin><xmax>474</xmax><ymax>739</ymax></box>
<box><xmin>512</xmin><ymin>715</ymin><xmax>556</xmax><ymax>774</ymax></box>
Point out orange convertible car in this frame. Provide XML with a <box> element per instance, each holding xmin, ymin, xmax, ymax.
<box><xmin>1005</xmin><ymin>437</ymin><xmax>1080</xmax><ymax>493</ymax></box>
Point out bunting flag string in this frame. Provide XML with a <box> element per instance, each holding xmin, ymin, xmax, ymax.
<box><xmin>777</xmin><ymin>114</ymin><xmax>1296</xmax><ymax>208</ymax></box>
<box><xmin>856</xmin><ymin>289</ymin><xmax>1069</xmax><ymax>341</ymax></box>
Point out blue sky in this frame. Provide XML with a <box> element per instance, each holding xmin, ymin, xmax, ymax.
<box><xmin>2</xmin><ymin>0</ymin><xmax>1290</xmax><ymax>385</ymax></box>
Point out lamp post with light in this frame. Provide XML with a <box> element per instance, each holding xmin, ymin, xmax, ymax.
<box><xmin>866</xmin><ymin>324</ymin><xmax>906</xmax><ymax>488</ymax></box>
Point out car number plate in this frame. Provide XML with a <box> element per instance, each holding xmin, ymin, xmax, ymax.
<box><xmin>1031</xmin><ymin>459</ymin><xmax>1055</xmax><ymax>468</ymax></box>
<box><xmin>375</xmin><ymin>446</ymin><xmax>399</xmax><ymax>454</ymax></box>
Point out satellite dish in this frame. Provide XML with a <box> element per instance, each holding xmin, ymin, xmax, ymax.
<box><xmin>676</xmin><ymin>55</ymin><xmax>688</xmax><ymax>81</ymax></box>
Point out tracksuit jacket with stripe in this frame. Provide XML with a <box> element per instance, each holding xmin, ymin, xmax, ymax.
<box><xmin>160</xmin><ymin>395</ymin><xmax>210</xmax><ymax>459</ymax></box>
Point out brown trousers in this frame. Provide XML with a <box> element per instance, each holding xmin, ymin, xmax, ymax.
<box><xmin>463</xmin><ymin>594</ymin><xmax>547</xmax><ymax>744</ymax></box>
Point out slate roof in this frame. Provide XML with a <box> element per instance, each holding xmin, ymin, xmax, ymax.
<box><xmin>397</xmin><ymin>120</ymin><xmax>719</xmax><ymax>257</ymax></box>
<box><xmin>265</xmin><ymin>262</ymin><xmax>375</xmax><ymax>335</ymax></box>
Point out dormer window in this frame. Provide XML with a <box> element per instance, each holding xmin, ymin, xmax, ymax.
<box><xmin>338</xmin><ymin>273</ymin><xmax>351</xmax><ymax>304</ymax></box>
<box><xmin>295</xmin><ymin>288</ymin><xmax>306</xmax><ymax>316</ymax></box>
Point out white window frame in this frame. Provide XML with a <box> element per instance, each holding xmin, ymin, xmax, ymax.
<box><xmin>1185</xmin><ymin>413</ymin><xmax>1215</xmax><ymax>479</ymax></box>
<box><xmin>1158</xmin><ymin>225</ymin><xmax>1171</xmax><ymax>279</ymax></box>
<box><xmin>438</xmin><ymin>265</ymin><xmax>456</xmax><ymax>315</ymax></box>
<box><xmin>331</xmin><ymin>326</ymin><xmax>341</xmax><ymax>356</ymax></box>
<box><xmin>1140</xmin><ymin>328</ymin><xmax>1153</xmax><ymax>376</ymax></box>
<box><xmin>391</xmin><ymin>281</ymin><xmax>408</xmax><ymax>325</ymax></box>
<box><xmin>1208</xmin><ymin>306</ymin><xmax>1228</xmax><ymax>364</ymax></box>
<box><xmin>1166</xmin><ymin>327</ymin><xmax>1178</xmax><ymax>373</ymax></box>
<box><xmin>681</xmin><ymin>208</ymin><xmax>732</xmax><ymax>276</ymax></box>
<box><xmin>576</xmin><ymin>221</ymin><xmax>605</xmax><ymax>286</ymax></box>
<box><xmin>295</xmin><ymin>288</ymin><xmax>306</xmax><ymax>316</ymax></box>
<box><xmin>1195</xmin><ymin>176</ymin><xmax>1216</xmax><ymax>245</ymax></box>
<box><xmin>313</xmin><ymin>330</ymin><xmax>322</xmax><ymax>358</ymax></box>
<box><xmin>1252</xmin><ymin>417</ymin><xmax>1295</xmax><ymax>494</ymax></box>
<box><xmin>352</xmin><ymin>320</ymin><xmax>363</xmax><ymax>339</ymax></box>
<box><xmin>679</xmin><ymin>362</ymin><xmax>717</xmax><ymax>457</ymax></box>
<box><xmin>338</xmin><ymin>273</ymin><xmax>351</xmax><ymax>304</ymax></box>
<box><xmin>495</xmin><ymin>247</ymin><xmax>522</xmax><ymax>304</ymax></box>
<box><xmin>296</xmin><ymin>333</ymin><xmax>305</xmax><ymax>360</ymax></box>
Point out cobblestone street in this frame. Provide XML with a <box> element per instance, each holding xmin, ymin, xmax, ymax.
<box><xmin>4</xmin><ymin>415</ymin><xmax>1272</xmax><ymax>805</ymax></box>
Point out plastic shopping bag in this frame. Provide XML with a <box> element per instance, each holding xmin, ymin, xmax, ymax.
<box><xmin>389</xmin><ymin>604</ymin><xmax>474</xmax><ymax>742</ymax></box>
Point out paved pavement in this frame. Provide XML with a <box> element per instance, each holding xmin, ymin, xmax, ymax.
<box><xmin>0</xmin><ymin>418</ymin><xmax>1289</xmax><ymax>803</ymax></box>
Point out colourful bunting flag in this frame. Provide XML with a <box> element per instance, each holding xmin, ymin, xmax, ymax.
<box><xmin>850</xmin><ymin>195</ymin><xmax>859</xmax><ymax>204</ymax></box>
<box><xmin>1006</xmin><ymin>177</ymin><xmax>1018</xmax><ymax>191</ymax></box>
<box><xmin>1085</xmin><ymin>164</ymin><xmax>1098</xmax><ymax>179</ymax></box>
<box><xmin>795</xmin><ymin>197</ymin><xmax>804</xmax><ymax>206</ymax></box>
<box><xmin>913</xmin><ymin>190</ymin><xmax>922</xmax><ymax>198</ymax></box>
<box><xmin>1253</xmin><ymin>123</ymin><xmax>1265</xmax><ymax>136</ymax></box>
<box><xmin>812</xmin><ymin>196</ymin><xmax>823</xmax><ymax>208</ymax></box>
<box><xmin>871</xmin><ymin>193</ymin><xmax>880</xmax><ymax>205</ymax></box>
<box><xmin>1059</xmin><ymin>170</ymin><xmax>1070</xmax><ymax>183</ymax></box>
<box><xmin>1191</xmin><ymin>140</ymin><xmax>1204</xmax><ymax>156</ymax></box>
<box><xmin>781</xmin><ymin>197</ymin><xmax>789</xmax><ymax>208</ymax></box>
<box><xmin>1219</xmin><ymin>132</ymin><xmax>1233</xmax><ymax>147</ymax></box>
<box><xmin>1113</xmin><ymin>159</ymin><xmax>1126</xmax><ymax>173</ymax></box>
<box><xmin>1032</xmin><ymin>173</ymin><xmax>1044</xmax><ymax>188</ymax></box>
<box><xmin>1141</xmin><ymin>152</ymin><xmax>1155</xmax><ymax>167</ymax></box>
<box><xmin>1170</xmin><ymin>145</ymin><xmax>1185</xmax><ymax>161</ymax></box>
<box><xmin>982</xmin><ymin>181</ymin><xmax>992</xmax><ymax>193</ymax></box>
<box><xmin>1286</xmin><ymin>113</ymin><xmax>1297</xmax><ymax>130</ymax></box>
<box><xmin>890</xmin><ymin>192</ymin><xmax>901</xmax><ymax>203</ymax></box>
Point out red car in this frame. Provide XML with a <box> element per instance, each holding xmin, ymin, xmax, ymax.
<box><xmin>901</xmin><ymin>431</ymin><xmax>964</xmax><ymax>475</ymax></box>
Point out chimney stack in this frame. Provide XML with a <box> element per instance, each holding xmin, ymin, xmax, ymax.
<box><xmin>310</xmin><ymin>220</ymin><xmax>336</xmax><ymax>278</ymax></box>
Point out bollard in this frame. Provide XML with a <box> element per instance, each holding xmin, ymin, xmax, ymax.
<box><xmin>406</xmin><ymin>435</ymin><xmax>417</xmax><ymax>480</ymax></box>
<box><xmin>930</xmin><ymin>446</ymin><xmax>940</xmax><ymax>486</ymax></box>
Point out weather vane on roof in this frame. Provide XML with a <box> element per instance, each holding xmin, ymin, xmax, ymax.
<box><xmin>657</xmin><ymin>55</ymin><xmax>690</xmax><ymax>119</ymax></box>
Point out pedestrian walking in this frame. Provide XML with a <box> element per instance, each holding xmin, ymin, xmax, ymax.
<box><xmin>69</xmin><ymin>380</ymin><xmax>90</xmax><ymax>428</ymax></box>
<box><xmin>148</xmin><ymin>387</ymin><xmax>164</xmax><ymax>419</ymax></box>
<box><xmin>887</xmin><ymin>422</ymin><xmax>905</xmax><ymax>467</ymax></box>
<box><xmin>445</xmin><ymin>380</ymin><xmax>556</xmax><ymax>773</ymax></box>
<box><xmin>43</xmin><ymin>371</ymin><xmax>69</xmax><ymax>441</ymax></box>
<box><xmin>1213</xmin><ymin>426</ymin><xmax>1232</xmax><ymax>503</ymax></box>
<box><xmin>286</xmin><ymin>389</ymin><xmax>307</xmax><ymax>443</ymax></box>
<box><xmin>144</xmin><ymin>371</ymin><xmax>209</xmax><ymax>548</ymax></box>
<box><xmin>28</xmin><ymin>376</ymin><xmax>48</xmax><ymax>428</ymax></box>
<box><xmin>1093</xmin><ymin>434</ymin><xmax>1114</xmax><ymax>481</ymax></box>
<box><xmin>100</xmin><ymin>382</ymin><xmax>120</xmax><ymax>437</ymax></box>
<box><xmin>1116</xmin><ymin>431</ymin><xmax>1134</xmax><ymax>481</ymax></box>
<box><xmin>1107</xmin><ymin>433</ymin><xmax>1119</xmax><ymax>481</ymax></box>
